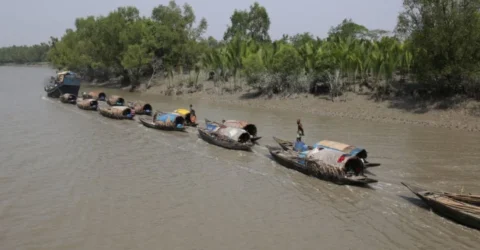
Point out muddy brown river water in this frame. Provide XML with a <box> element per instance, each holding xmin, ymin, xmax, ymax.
<box><xmin>0</xmin><ymin>66</ymin><xmax>479</xmax><ymax>250</ymax></box>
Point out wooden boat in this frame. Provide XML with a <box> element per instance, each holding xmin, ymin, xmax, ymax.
<box><xmin>198</xmin><ymin>119</ymin><xmax>254</xmax><ymax>151</ymax></box>
<box><xmin>76</xmin><ymin>99</ymin><xmax>98</xmax><ymax>111</ymax></box>
<box><xmin>107</xmin><ymin>95</ymin><xmax>125</xmax><ymax>106</ymax></box>
<box><xmin>402</xmin><ymin>182</ymin><xmax>480</xmax><ymax>230</ymax></box>
<box><xmin>140</xmin><ymin>112</ymin><xmax>185</xmax><ymax>131</ymax></box>
<box><xmin>59</xmin><ymin>93</ymin><xmax>77</xmax><ymax>104</ymax></box>
<box><xmin>205</xmin><ymin>119</ymin><xmax>261</xmax><ymax>143</ymax></box>
<box><xmin>273</xmin><ymin>137</ymin><xmax>378</xmax><ymax>167</ymax></box>
<box><xmin>83</xmin><ymin>91</ymin><xmax>106</xmax><ymax>101</ymax></box>
<box><xmin>128</xmin><ymin>101</ymin><xmax>153</xmax><ymax>116</ymax></box>
<box><xmin>99</xmin><ymin>106</ymin><xmax>134</xmax><ymax>120</ymax></box>
<box><xmin>173</xmin><ymin>108</ymin><xmax>198</xmax><ymax>127</ymax></box>
<box><xmin>267</xmin><ymin>145</ymin><xmax>377</xmax><ymax>186</ymax></box>
<box><xmin>44</xmin><ymin>71</ymin><xmax>81</xmax><ymax>98</ymax></box>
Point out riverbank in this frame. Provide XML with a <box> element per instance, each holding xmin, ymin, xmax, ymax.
<box><xmin>0</xmin><ymin>62</ymin><xmax>50</xmax><ymax>67</ymax></box>
<box><xmin>125</xmin><ymin>77</ymin><xmax>480</xmax><ymax>132</ymax></box>
<box><xmin>75</xmin><ymin>71</ymin><xmax>480</xmax><ymax>132</ymax></box>
<box><xmin>176</xmin><ymin>92</ymin><xmax>480</xmax><ymax>132</ymax></box>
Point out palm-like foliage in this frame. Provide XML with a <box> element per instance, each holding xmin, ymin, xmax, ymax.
<box><xmin>201</xmin><ymin>34</ymin><xmax>413</xmax><ymax>93</ymax></box>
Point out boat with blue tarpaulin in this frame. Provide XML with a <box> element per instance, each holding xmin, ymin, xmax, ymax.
<box><xmin>44</xmin><ymin>71</ymin><xmax>81</xmax><ymax>98</ymax></box>
<box><xmin>140</xmin><ymin>111</ymin><xmax>186</xmax><ymax>131</ymax></box>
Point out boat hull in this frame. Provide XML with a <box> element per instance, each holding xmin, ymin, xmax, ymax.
<box><xmin>198</xmin><ymin>128</ymin><xmax>253</xmax><ymax>151</ymax></box>
<box><xmin>402</xmin><ymin>182</ymin><xmax>480</xmax><ymax>230</ymax></box>
<box><xmin>45</xmin><ymin>84</ymin><xmax>80</xmax><ymax>98</ymax></box>
<box><xmin>140</xmin><ymin>118</ymin><xmax>186</xmax><ymax>132</ymax></box>
<box><xmin>267</xmin><ymin>146</ymin><xmax>377</xmax><ymax>186</ymax></box>
<box><xmin>186</xmin><ymin>121</ymin><xmax>198</xmax><ymax>127</ymax></box>
<box><xmin>251</xmin><ymin>136</ymin><xmax>262</xmax><ymax>143</ymax></box>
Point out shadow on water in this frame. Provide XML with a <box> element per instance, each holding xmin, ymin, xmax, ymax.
<box><xmin>399</xmin><ymin>195</ymin><xmax>430</xmax><ymax>210</ymax></box>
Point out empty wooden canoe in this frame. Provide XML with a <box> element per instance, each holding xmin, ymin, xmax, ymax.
<box><xmin>402</xmin><ymin>182</ymin><xmax>480</xmax><ymax>230</ymax></box>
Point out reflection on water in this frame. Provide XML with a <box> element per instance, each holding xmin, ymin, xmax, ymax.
<box><xmin>0</xmin><ymin>66</ymin><xmax>479</xmax><ymax>250</ymax></box>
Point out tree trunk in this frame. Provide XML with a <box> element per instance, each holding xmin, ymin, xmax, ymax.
<box><xmin>147</xmin><ymin>67</ymin><xmax>157</xmax><ymax>89</ymax></box>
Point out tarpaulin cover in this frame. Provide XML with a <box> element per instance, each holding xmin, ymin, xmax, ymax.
<box><xmin>313</xmin><ymin>140</ymin><xmax>365</xmax><ymax>156</ymax></box>
<box><xmin>174</xmin><ymin>109</ymin><xmax>190</xmax><ymax>116</ymax></box>
<box><xmin>156</xmin><ymin>113</ymin><xmax>180</xmax><ymax>123</ymax></box>
<box><xmin>86</xmin><ymin>92</ymin><xmax>106</xmax><ymax>100</ymax></box>
<box><xmin>223</xmin><ymin>120</ymin><xmax>249</xmax><ymax>129</ymax></box>
<box><xmin>223</xmin><ymin>120</ymin><xmax>257</xmax><ymax>136</ymax></box>
<box><xmin>206</xmin><ymin>122</ymin><xmax>221</xmax><ymax>132</ymax></box>
<box><xmin>111</xmin><ymin>106</ymin><xmax>131</xmax><ymax>115</ymax></box>
<box><xmin>205</xmin><ymin>122</ymin><xmax>249</xmax><ymax>141</ymax></box>
<box><xmin>129</xmin><ymin>101</ymin><xmax>151</xmax><ymax>114</ymax></box>
<box><xmin>153</xmin><ymin>112</ymin><xmax>184</xmax><ymax>128</ymax></box>
<box><xmin>306</xmin><ymin>148</ymin><xmax>353</xmax><ymax>170</ymax></box>
<box><xmin>107</xmin><ymin>95</ymin><xmax>124</xmax><ymax>105</ymax></box>
<box><xmin>217</xmin><ymin>127</ymin><xmax>249</xmax><ymax>141</ymax></box>
<box><xmin>77</xmin><ymin>99</ymin><xmax>97</xmax><ymax>108</ymax></box>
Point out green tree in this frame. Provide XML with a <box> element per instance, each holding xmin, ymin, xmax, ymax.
<box><xmin>0</xmin><ymin>43</ymin><xmax>50</xmax><ymax>65</ymax></box>
<box><xmin>224</xmin><ymin>2</ymin><xmax>270</xmax><ymax>42</ymax></box>
<box><xmin>271</xmin><ymin>44</ymin><xmax>303</xmax><ymax>76</ymax></box>
<box><xmin>121</xmin><ymin>44</ymin><xmax>152</xmax><ymax>87</ymax></box>
<box><xmin>328</xmin><ymin>19</ymin><xmax>368</xmax><ymax>40</ymax></box>
<box><xmin>289</xmin><ymin>32</ymin><xmax>316</xmax><ymax>48</ymax></box>
<box><xmin>396</xmin><ymin>0</ymin><xmax>480</xmax><ymax>93</ymax></box>
<box><xmin>150</xmin><ymin>0</ymin><xmax>207</xmax><ymax>74</ymax></box>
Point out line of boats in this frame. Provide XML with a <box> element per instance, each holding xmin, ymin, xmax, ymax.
<box><xmin>44</xmin><ymin>71</ymin><xmax>479</xmax><ymax>231</ymax></box>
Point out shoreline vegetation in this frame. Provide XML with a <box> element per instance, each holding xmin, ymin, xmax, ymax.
<box><xmin>1</xmin><ymin>0</ymin><xmax>480</xmax><ymax>131</ymax></box>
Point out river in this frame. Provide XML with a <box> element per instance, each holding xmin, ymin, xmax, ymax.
<box><xmin>0</xmin><ymin>66</ymin><xmax>479</xmax><ymax>250</ymax></box>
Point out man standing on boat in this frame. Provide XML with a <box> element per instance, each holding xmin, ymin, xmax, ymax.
<box><xmin>297</xmin><ymin>119</ymin><xmax>304</xmax><ymax>136</ymax></box>
<box><xmin>189</xmin><ymin>104</ymin><xmax>197</xmax><ymax>124</ymax></box>
<box><xmin>293</xmin><ymin>119</ymin><xmax>309</xmax><ymax>152</ymax></box>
